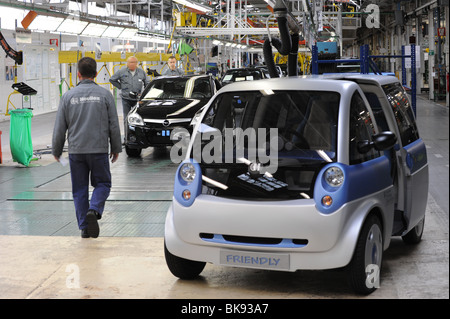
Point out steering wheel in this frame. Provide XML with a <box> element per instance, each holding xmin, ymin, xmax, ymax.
<box><xmin>285</xmin><ymin>128</ymin><xmax>310</xmax><ymax>149</ymax></box>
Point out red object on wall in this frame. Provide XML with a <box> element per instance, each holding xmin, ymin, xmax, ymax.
<box><xmin>437</xmin><ymin>27</ymin><xmax>445</xmax><ymax>37</ymax></box>
<box><xmin>50</xmin><ymin>39</ymin><xmax>58</xmax><ymax>47</ymax></box>
<box><xmin>447</xmin><ymin>72</ymin><xmax>449</xmax><ymax>92</ymax></box>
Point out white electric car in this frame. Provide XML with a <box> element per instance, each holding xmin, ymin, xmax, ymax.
<box><xmin>164</xmin><ymin>74</ymin><xmax>428</xmax><ymax>295</ymax></box>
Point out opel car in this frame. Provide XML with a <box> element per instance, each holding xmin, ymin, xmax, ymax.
<box><xmin>125</xmin><ymin>75</ymin><xmax>221</xmax><ymax>157</ymax></box>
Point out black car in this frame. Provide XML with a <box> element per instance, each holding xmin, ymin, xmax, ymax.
<box><xmin>125</xmin><ymin>75</ymin><xmax>221</xmax><ymax>157</ymax></box>
<box><xmin>255</xmin><ymin>65</ymin><xmax>283</xmax><ymax>78</ymax></box>
<box><xmin>220</xmin><ymin>67</ymin><xmax>267</xmax><ymax>86</ymax></box>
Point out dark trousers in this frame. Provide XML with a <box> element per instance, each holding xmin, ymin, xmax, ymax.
<box><xmin>69</xmin><ymin>153</ymin><xmax>111</xmax><ymax>230</ymax></box>
<box><xmin>122</xmin><ymin>98</ymin><xmax>137</xmax><ymax>134</ymax></box>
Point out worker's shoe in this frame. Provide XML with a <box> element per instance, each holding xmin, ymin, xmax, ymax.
<box><xmin>81</xmin><ymin>228</ymin><xmax>90</xmax><ymax>238</ymax></box>
<box><xmin>86</xmin><ymin>210</ymin><xmax>100</xmax><ymax>238</ymax></box>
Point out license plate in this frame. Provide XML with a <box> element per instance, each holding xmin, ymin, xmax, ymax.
<box><xmin>220</xmin><ymin>249</ymin><xmax>290</xmax><ymax>271</ymax></box>
<box><xmin>157</xmin><ymin>129</ymin><xmax>171</xmax><ymax>137</ymax></box>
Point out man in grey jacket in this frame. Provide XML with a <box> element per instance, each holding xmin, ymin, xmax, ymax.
<box><xmin>52</xmin><ymin>57</ymin><xmax>122</xmax><ymax>238</ymax></box>
<box><xmin>162</xmin><ymin>56</ymin><xmax>184</xmax><ymax>76</ymax></box>
<box><xmin>109</xmin><ymin>56</ymin><xmax>148</xmax><ymax>134</ymax></box>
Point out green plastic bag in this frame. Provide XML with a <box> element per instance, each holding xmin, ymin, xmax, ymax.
<box><xmin>10</xmin><ymin>109</ymin><xmax>33</xmax><ymax>166</ymax></box>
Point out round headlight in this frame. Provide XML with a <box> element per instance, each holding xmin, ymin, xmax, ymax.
<box><xmin>180</xmin><ymin>163</ymin><xmax>196</xmax><ymax>183</ymax></box>
<box><xmin>127</xmin><ymin>113</ymin><xmax>144</xmax><ymax>126</ymax></box>
<box><xmin>325</xmin><ymin>166</ymin><xmax>344</xmax><ymax>187</ymax></box>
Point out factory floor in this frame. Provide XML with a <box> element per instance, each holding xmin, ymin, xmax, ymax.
<box><xmin>0</xmin><ymin>95</ymin><xmax>448</xmax><ymax>300</ymax></box>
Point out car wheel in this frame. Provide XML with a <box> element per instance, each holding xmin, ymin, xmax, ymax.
<box><xmin>401</xmin><ymin>217</ymin><xmax>424</xmax><ymax>245</ymax></box>
<box><xmin>125</xmin><ymin>145</ymin><xmax>142</xmax><ymax>157</ymax></box>
<box><xmin>164</xmin><ymin>241</ymin><xmax>206</xmax><ymax>279</ymax></box>
<box><xmin>348</xmin><ymin>214</ymin><xmax>383</xmax><ymax>295</ymax></box>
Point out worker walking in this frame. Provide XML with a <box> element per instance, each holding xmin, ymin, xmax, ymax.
<box><xmin>109</xmin><ymin>56</ymin><xmax>149</xmax><ymax>134</ymax></box>
<box><xmin>52</xmin><ymin>57</ymin><xmax>122</xmax><ymax>238</ymax></box>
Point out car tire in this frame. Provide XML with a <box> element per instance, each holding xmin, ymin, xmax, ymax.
<box><xmin>164</xmin><ymin>241</ymin><xmax>206</xmax><ymax>279</ymax></box>
<box><xmin>125</xmin><ymin>145</ymin><xmax>142</xmax><ymax>157</ymax></box>
<box><xmin>347</xmin><ymin>214</ymin><xmax>383</xmax><ymax>295</ymax></box>
<box><xmin>401</xmin><ymin>217</ymin><xmax>424</xmax><ymax>245</ymax></box>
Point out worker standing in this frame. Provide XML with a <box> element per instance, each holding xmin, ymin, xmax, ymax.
<box><xmin>109</xmin><ymin>56</ymin><xmax>149</xmax><ymax>134</ymax></box>
<box><xmin>162</xmin><ymin>56</ymin><xmax>184</xmax><ymax>76</ymax></box>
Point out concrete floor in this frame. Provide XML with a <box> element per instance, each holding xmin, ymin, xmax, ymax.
<box><xmin>0</xmin><ymin>95</ymin><xmax>448</xmax><ymax>299</ymax></box>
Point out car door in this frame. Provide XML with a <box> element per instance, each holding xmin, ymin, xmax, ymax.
<box><xmin>380</xmin><ymin>82</ymin><xmax>428</xmax><ymax>232</ymax></box>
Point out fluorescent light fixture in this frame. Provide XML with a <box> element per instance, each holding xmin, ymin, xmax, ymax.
<box><xmin>81</xmin><ymin>23</ymin><xmax>108</xmax><ymax>36</ymax></box>
<box><xmin>149</xmin><ymin>37</ymin><xmax>171</xmax><ymax>44</ymax></box>
<box><xmin>133</xmin><ymin>34</ymin><xmax>171</xmax><ymax>44</ymax></box>
<box><xmin>212</xmin><ymin>40</ymin><xmax>222</xmax><ymax>45</ymax></box>
<box><xmin>173</xmin><ymin>0</ymin><xmax>213</xmax><ymax>13</ymax></box>
<box><xmin>57</xmin><ymin>18</ymin><xmax>88</xmax><ymax>34</ymax></box>
<box><xmin>28</xmin><ymin>15</ymin><xmax>64</xmax><ymax>32</ymax></box>
<box><xmin>118</xmin><ymin>28</ymin><xmax>138</xmax><ymax>39</ymax></box>
<box><xmin>102</xmin><ymin>26</ymin><xmax>124</xmax><ymax>38</ymax></box>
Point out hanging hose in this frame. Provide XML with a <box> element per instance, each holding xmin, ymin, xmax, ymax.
<box><xmin>263</xmin><ymin>38</ymin><xmax>280</xmax><ymax>78</ymax></box>
<box><xmin>288</xmin><ymin>33</ymin><xmax>299</xmax><ymax>77</ymax></box>
<box><xmin>263</xmin><ymin>0</ymin><xmax>299</xmax><ymax>77</ymax></box>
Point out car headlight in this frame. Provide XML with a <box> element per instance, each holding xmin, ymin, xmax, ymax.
<box><xmin>127</xmin><ymin>112</ymin><xmax>144</xmax><ymax>126</ymax></box>
<box><xmin>324</xmin><ymin>166</ymin><xmax>344</xmax><ymax>187</ymax></box>
<box><xmin>180</xmin><ymin>163</ymin><xmax>196</xmax><ymax>183</ymax></box>
<box><xmin>190</xmin><ymin>107</ymin><xmax>204</xmax><ymax>127</ymax></box>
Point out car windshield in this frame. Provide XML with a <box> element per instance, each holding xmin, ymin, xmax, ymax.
<box><xmin>200</xmin><ymin>90</ymin><xmax>340</xmax><ymax>162</ymax></box>
<box><xmin>141</xmin><ymin>77</ymin><xmax>212</xmax><ymax>100</ymax></box>
<box><xmin>222</xmin><ymin>70</ymin><xmax>263</xmax><ymax>83</ymax></box>
<box><xmin>196</xmin><ymin>90</ymin><xmax>340</xmax><ymax>200</ymax></box>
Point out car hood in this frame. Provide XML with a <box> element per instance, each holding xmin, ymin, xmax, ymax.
<box><xmin>137</xmin><ymin>98</ymin><xmax>204</xmax><ymax>119</ymax></box>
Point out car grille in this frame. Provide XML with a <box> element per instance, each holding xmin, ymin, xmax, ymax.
<box><xmin>199</xmin><ymin>233</ymin><xmax>308</xmax><ymax>248</ymax></box>
<box><xmin>143</xmin><ymin>118</ymin><xmax>191</xmax><ymax>129</ymax></box>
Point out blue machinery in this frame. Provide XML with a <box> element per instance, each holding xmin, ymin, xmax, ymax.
<box><xmin>311</xmin><ymin>44</ymin><xmax>417</xmax><ymax>115</ymax></box>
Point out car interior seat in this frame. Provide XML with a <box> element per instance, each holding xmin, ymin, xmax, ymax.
<box><xmin>302</xmin><ymin>97</ymin><xmax>334</xmax><ymax>151</ymax></box>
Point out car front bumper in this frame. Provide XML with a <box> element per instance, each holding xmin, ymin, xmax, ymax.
<box><xmin>126</xmin><ymin>124</ymin><xmax>191</xmax><ymax>148</ymax></box>
<box><xmin>164</xmin><ymin>194</ymin><xmax>374</xmax><ymax>271</ymax></box>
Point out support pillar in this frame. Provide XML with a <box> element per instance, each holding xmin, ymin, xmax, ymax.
<box><xmin>428</xmin><ymin>8</ymin><xmax>435</xmax><ymax>100</ymax></box>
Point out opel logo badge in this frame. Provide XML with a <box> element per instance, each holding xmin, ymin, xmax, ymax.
<box><xmin>163</xmin><ymin>119</ymin><xmax>170</xmax><ymax>127</ymax></box>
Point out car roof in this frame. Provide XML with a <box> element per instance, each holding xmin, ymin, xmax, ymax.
<box><xmin>217</xmin><ymin>74</ymin><xmax>400</xmax><ymax>93</ymax></box>
<box><xmin>223</xmin><ymin>68</ymin><xmax>263</xmax><ymax>72</ymax></box>
<box><xmin>156</xmin><ymin>74</ymin><xmax>210</xmax><ymax>80</ymax></box>
<box><xmin>322</xmin><ymin>73</ymin><xmax>400</xmax><ymax>85</ymax></box>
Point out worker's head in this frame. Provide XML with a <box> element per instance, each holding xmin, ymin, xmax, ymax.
<box><xmin>167</xmin><ymin>56</ymin><xmax>177</xmax><ymax>70</ymax></box>
<box><xmin>77</xmin><ymin>57</ymin><xmax>97</xmax><ymax>80</ymax></box>
<box><xmin>127</xmin><ymin>56</ymin><xmax>139</xmax><ymax>71</ymax></box>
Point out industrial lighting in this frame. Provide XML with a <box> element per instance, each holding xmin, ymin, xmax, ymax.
<box><xmin>149</xmin><ymin>37</ymin><xmax>171</xmax><ymax>44</ymax></box>
<box><xmin>173</xmin><ymin>0</ymin><xmax>213</xmax><ymax>13</ymax></box>
<box><xmin>57</xmin><ymin>18</ymin><xmax>88</xmax><ymax>34</ymax></box>
<box><xmin>81</xmin><ymin>23</ymin><xmax>108</xmax><ymax>36</ymax></box>
<box><xmin>134</xmin><ymin>33</ymin><xmax>171</xmax><ymax>44</ymax></box>
<box><xmin>28</xmin><ymin>15</ymin><xmax>64</xmax><ymax>32</ymax></box>
<box><xmin>102</xmin><ymin>26</ymin><xmax>124</xmax><ymax>38</ymax></box>
<box><xmin>118</xmin><ymin>28</ymin><xmax>138</xmax><ymax>39</ymax></box>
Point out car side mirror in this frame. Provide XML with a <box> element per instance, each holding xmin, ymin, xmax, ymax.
<box><xmin>357</xmin><ymin>131</ymin><xmax>397</xmax><ymax>154</ymax></box>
